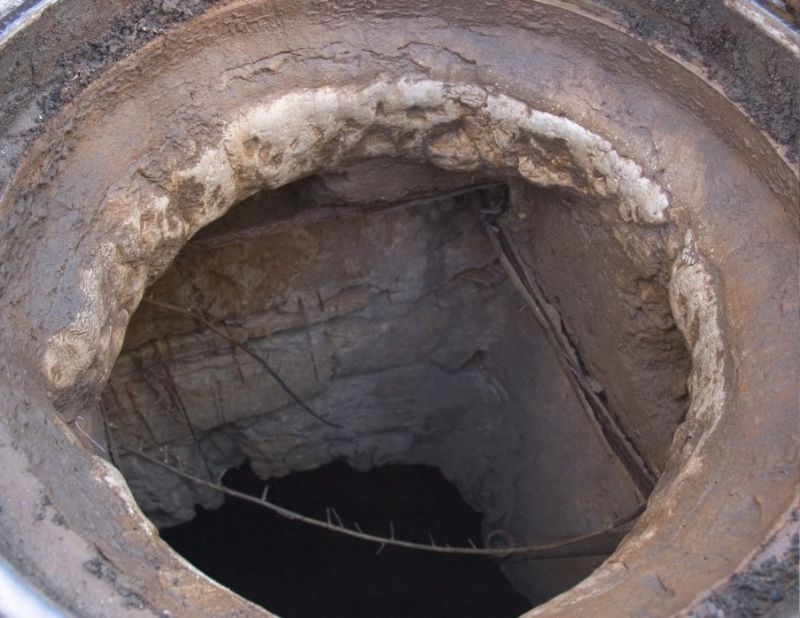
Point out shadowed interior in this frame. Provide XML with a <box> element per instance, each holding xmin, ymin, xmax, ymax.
<box><xmin>0</xmin><ymin>4</ymin><xmax>795</xmax><ymax>614</ymax></box>
<box><xmin>101</xmin><ymin>163</ymin><xmax>690</xmax><ymax>606</ymax></box>
<box><xmin>160</xmin><ymin>460</ymin><xmax>533</xmax><ymax>617</ymax></box>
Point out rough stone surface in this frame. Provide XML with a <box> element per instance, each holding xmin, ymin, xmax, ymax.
<box><xmin>0</xmin><ymin>1</ymin><xmax>795</xmax><ymax>616</ymax></box>
<box><xmin>8</xmin><ymin>77</ymin><xmax>674</xmax><ymax>407</ymax></box>
<box><xmin>501</xmin><ymin>180</ymin><xmax>689</xmax><ymax>473</ymax></box>
<box><xmin>105</xmin><ymin>182</ymin><xmax>642</xmax><ymax>603</ymax></box>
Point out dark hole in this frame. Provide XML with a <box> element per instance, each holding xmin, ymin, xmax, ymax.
<box><xmin>160</xmin><ymin>460</ymin><xmax>532</xmax><ymax>618</ymax></box>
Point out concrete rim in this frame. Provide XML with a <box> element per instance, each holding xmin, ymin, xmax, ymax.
<box><xmin>0</xmin><ymin>1</ymin><xmax>797</xmax><ymax>616</ymax></box>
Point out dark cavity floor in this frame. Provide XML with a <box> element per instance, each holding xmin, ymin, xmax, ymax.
<box><xmin>160</xmin><ymin>460</ymin><xmax>532</xmax><ymax>618</ymax></box>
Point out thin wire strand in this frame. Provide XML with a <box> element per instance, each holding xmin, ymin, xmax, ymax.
<box><xmin>140</xmin><ymin>297</ymin><xmax>341</xmax><ymax>428</ymax></box>
<box><xmin>122</xmin><ymin>446</ymin><xmax>644</xmax><ymax>558</ymax></box>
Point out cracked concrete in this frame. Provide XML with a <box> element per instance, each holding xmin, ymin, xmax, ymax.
<box><xmin>23</xmin><ymin>77</ymin><xmax>674</xmax><ymax>406</ymax></box>
<box><xmin>0</xmin><ymin>1</ymin><xmax>796</xmax><ymax>616</ymax></box>
<box><xmin>104</xmin><ymin>181</ymin><xmax>644</xmax><ymax>603</ymax></box>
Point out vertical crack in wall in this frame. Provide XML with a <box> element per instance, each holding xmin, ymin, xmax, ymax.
<box><xmin>479</xmin><ymin>187</ymin><xmax>657</xmax><ymax>497</ymax></box>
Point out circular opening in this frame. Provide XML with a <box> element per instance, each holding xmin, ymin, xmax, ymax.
<box><xmin>0</xmin><ymin>4</ymin><xmax>796</xmax><ymax>615</ymax></box>
<box><xmin>98</xmin><ymin>164</ymin><xmax>689</xmax><ymax>612</ymax></box>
